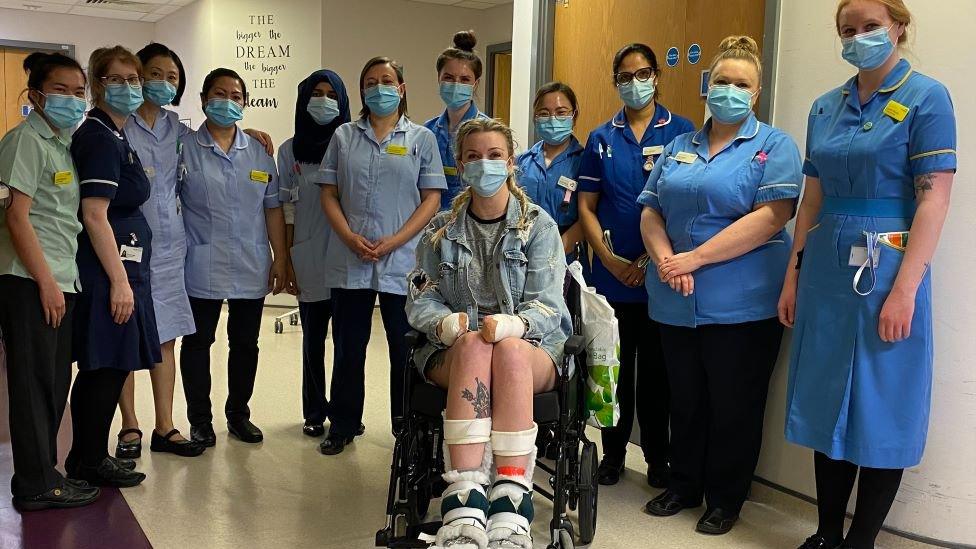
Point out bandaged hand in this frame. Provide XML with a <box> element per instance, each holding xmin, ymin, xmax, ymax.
<box><xmin>437</xmin><ymin>312</ymin><xmax>469</xmax><ymax>346</ymax></box>
<box><xmin>480</xmin><ymin>314</ymin><xmax>526</xmax><ymax>343</ymax></box>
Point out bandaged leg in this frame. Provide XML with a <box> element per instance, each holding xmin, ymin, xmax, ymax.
<box><xmin>480</xmin><ymin>315</ymin><xmax>525</xmax><ymax>343</ymax></box>
<box><xmin>434</xmin><ymin>418</ymin><xmax>493</xmax><ymax>549</ymax></box>
<box><xmin>486</xmin><ymin>425</ymin><xmax>538</xmax><ymax>549</ymax></box>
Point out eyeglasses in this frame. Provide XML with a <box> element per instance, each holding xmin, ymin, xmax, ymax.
<box><xmin>101</xmin><ymin>75</ymin><xmax>143</xmax><ymax>87</ymax></box>
<box><xmin>614</xmin><ymin>67</ymin><xmax>655</xmax><ymax>86</ymax></box>
<box><xmin>534</xmin><ymin>110</ymin><xmax>575</xmax><ymax>122</ymax></box>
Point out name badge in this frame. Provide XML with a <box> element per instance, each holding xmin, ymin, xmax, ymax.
<box><xmin>53</xmin><ymin>171</ymin><xmax>73</xmax><ymax>186</ymax></box>
<box><xmin>557</xmin><ymin>176</ymin><xmax>578</xmax><ymax>192</ymax></box>
<box><xmin>443</xmin><ymin>166</ymin><xmax>458</xmax><ymax>177</ymax></box>
<box><xmin>674</xmin><ymin>151</ymin><xmax>697</xmax><ymax>164</ymax></box>
<box><xmin>144</xmin><ymin>166</ymin><xmax>156</xmax><ymax>178</ymax></box>
<box><xmin>883</xmin><ymin>100</ymin><xmax>910</xmax><ymax>123</ymax></box>
<box><xmin>386</xmin><ymin>144</ymin><xmax>408</xmax><ymax>156</ymax></box>
<box><xmin>643</xmin><ymin>146</ymin><xmax>664</xmax><ymax>157</ymax></box>
<box><xmin>849</xmin><ymin>245</ymin><xmax>880</xmax><ymax>268</ymax></box>
<box><xmin>120</xmin><ymin>245</ymin><xmax>144</xmax><ymax>263</ymax></box>
<box><xmin>250</xmin><ymin>170</ymin><xmax>271</xmax><ymax>184</ymax></box>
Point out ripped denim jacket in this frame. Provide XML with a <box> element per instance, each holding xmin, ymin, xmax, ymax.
<box><xmin>406</xmin><ymin>195</ymin><xmax>572</xmax><ymax>371</ymax></box>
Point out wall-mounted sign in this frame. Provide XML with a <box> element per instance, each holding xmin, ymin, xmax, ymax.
<box><xmin>666</xmin><ymin>47</ymin><xmax>680</xmax><ymax>67</ymax></box>
<box><xmin>688</xmin><ymin>43</ymin><xmax>702</xmax><ymax>65</ymax></box>
<box><xmin>700</xmin><ymin>70</ymin><xmax>711</xmax><ymax>97</ymax></box>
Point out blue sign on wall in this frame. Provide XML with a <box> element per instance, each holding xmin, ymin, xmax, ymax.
<box><xmin>666</xmin><ymin>47</ymin><xmax>680</xmax><ymax>67</ymax></box>
<box><xmin>688</xmin><ymin>43</ymin><xmax>702</xmax><ymax>65</ymax></box>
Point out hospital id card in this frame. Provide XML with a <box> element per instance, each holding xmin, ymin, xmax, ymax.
<box><xmin>386</xmin><ymin>144</ymin><xmax>408</xmax><ymax>156</ymax></box>
<box><xmin>120</xmin><ymin>245</ymin><xmax>144</xmax><ymax>263</ymax></box>
<box><xmin>557</xmin><ymin>176</ymin><xmax>578</xmax><ymax>192</ymax></box>
<box><xmin>674</xmin><ymin>152</ymin><xmax>697</xmax><ymax>164</ymax></box>
<box><xmin>53</xmin><ymin>171</ymin><xmax>73</xmax><ymax>186</ymax></box>
<box><xmin>643</xmin><ymin>146</ymin><xmax>664</xmax><ymax>157</ymax></box>
<box><xmin>250</xmin><ymin>170</ymin><xmax>271</xmax><ymax>184</ymax></box>
<box><xmin>849</xmin><ymin>245</ymin><xmax>880</xmax><ymax>268</ymax></box>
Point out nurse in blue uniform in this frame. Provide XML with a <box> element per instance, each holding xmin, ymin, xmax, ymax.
<box><xmin>318</xmin><ymin>56</ymin><xmax>446</xmax><ymax>455</ymax></box>
<box><xmin>424</xmin><ymin>30</ymin><xmax>488</xmax><ymax>210</ymax></box>
<box><xmin>179</xmin><ymin>68</ymin><xmax>288</xmax><ymax>448</ymax></box>
<box><xmin>68</xmin><ymin>46</ymin><xmax>158</xmax><ymax>488</ymax></box>
<box><xmin>577</xmin><ymin>43</ymin><xmax>694</xmax><ymax>488</ymax></box>
<box><xmin>780</xmin><ymin>2</ymin><xmax>956</xmax><ymax>548</ymax></box>
<box><xmin>516</xmin><ymin>81</ymin><xmax>584</xmax><ymax>254</ymax></box>
<box><xmin>277</xmin><ymin>69</ymin><xmax>351</xmax><ymax>443</ymax></box>
<box><xmin>639</xmin><ymin>37</ymin><xmax>801</xmax><ymax>535</ymax></box>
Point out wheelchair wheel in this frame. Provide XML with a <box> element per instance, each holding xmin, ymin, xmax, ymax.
<box><xmin>405</xmin><ymin>429</ymin><xmax>433</xmax><ymax>523</ymax></box>
<box><xmin>577</xmin><ymin>442</ymin><xmax>598</xmax><ymax>545</ymax></box>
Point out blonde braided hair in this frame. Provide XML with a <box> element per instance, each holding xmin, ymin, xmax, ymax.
<box><xmin>431</xmin><ymin>118</ymin><xmax>533</xmax><ymax>246</ymax></box>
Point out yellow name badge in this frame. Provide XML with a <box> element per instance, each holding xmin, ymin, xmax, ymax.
<box><xmin>674</xmin><ymin>151</ymin><xmax>697</xmax><ymax>164</ymax></box>
<box><xmin>53</xmin><ymin>171</ymin><xmax>73</xmax><ymax>186</ymax></box>
<box><xmin>249</xmin><ymin>170</ymin><xmax>270</xmax><ymax>184</ymax></box>
<box><xmin>386</xmin><ymin>144</ymin><xmax>408</xmax><ymax>156</ymax></box>
<box><xmin>883</xmin><ymin>100</ymin><xmax>910</xmax><ymax>123</ymax></box>
<box><xmin>643</xmin><ymin>145</ymin><xmax>665</xmax><ymax>157</ymax></box>
<box><xmin>443</xmin><ymin>166</ymin><xmax>458</xmax><ymax>176</ymax></box>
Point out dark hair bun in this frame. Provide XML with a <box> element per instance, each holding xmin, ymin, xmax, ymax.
<box><xmin>453</xmin><ymin>30</ymin><xmax>477</xmax><ymax>52</ymax></box>
<box><xmin>23</xmin><ymin>52</ymin><xmax>51</xmax><ymax>73</ymax></box>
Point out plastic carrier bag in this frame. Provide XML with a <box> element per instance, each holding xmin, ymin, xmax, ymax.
<box><xmin>568</xmin><ymin>261</ymin><xmax>621</xmax><ymax>429</ymax></box>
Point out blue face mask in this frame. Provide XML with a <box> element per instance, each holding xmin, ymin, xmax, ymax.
<box><xmin>307</xmin><ymin>96</ymin><xmax>340</xmax><ymax>125</ymax></box>
<box><xmin>39</xmin><ymin>93</ymin><xmax>87</xmax><ymax>130</ymax></box>
<box><xmin>535</xmin><ymin>116</ymin><xmax>574</xmax><ymax>146</ymax></box>
<box><xmin>707</xmin><ymin>85</ymin><xmax>755</xmax><ymax>124</ymax></box>
<box><xmin>842</xmin><ymin>25</ymin><xmax>895</xmax><ymax>71</ymax></box>
<box><xmin>364</xmin><ymin>84</ymin><xmax>401</xmax><ymax>117</ymax></box>
<box><xmin>104</xmin><ymin>83</ymin><xmax>144</xmax><ymax>116</ymax></box>
<box><xmin>617</xmin><ymin>79</ymin><xmax>655</xmax><ymax>110</ymax></box>
<box><xmin>204</xmin><ymin>98</ymin><xmax>244</xmax><ymax>127</ymax></box>
<box><xmin>143</xmin><ymin>80</ymin><xmax>178</xmax><ymax>107</ymax></box>
<box><xmin>439</xmin><ymin>82</ymin><xmax>474</xmax><ymax>111</ymax></box>
<box><xmin>461</xmin><ymin>159</ymin><xmax>510</xmax><ymax>198</ymax></box>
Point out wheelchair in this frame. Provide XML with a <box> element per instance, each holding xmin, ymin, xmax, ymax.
<box><xmin>376</xmin><ymin>271</ymin><xmax>599</xmax><ymax>549</ymax></box>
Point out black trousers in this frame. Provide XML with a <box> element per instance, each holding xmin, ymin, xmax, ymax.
<box><xmin>180</xmin><ymin>297</ymin><xmax>265</xmax><ymax>426</ymax></box>
<box><xmin>814</xmin><ymin>452</ymin><xmax>905</xmax><ymax>548</ymax></box>
<box><xmin>66</xmin><ymin>367</ymin><xmax>129</xmax><ymax>469</ymax></box>
<box><xmin>600</xmin><ymin>301</ymin><xmax>670</xmax><ymax>467</ymax></box>
<box><xmin>660</xmin><ymin>317</ymin><xmax>783</xmax><ymax>513</ymax></box>
<box><xmin>0</xmin><ymin>275</ymin><xmax>74</xmax><ymax>497</ymax></box>
<box><xmin>299</xmin><ymin>299</ymin><xmax>332</xmax><ymax>424</ymax></box>
<box><xmin>329</xmin><ymin>288</ymin><xmax>408</xmax><ymax>437</ymax></box>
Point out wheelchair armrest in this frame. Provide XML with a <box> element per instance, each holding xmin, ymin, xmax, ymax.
<box><xmin>405</xmin><ymin>329</ymin><xmax>427</xmax><ymax>348</ymax></box>
<box><xmin>563</xmin><ymin>334</ymin><xmax>586</xmax><ymax>356</ymax></box>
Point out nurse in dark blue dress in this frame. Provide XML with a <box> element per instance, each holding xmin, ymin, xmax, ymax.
<box><xmin>67</xmin><ymin>46</ymin><xmax>159</xmax><ymax>489</ymax></box>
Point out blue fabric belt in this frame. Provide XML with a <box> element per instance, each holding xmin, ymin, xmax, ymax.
<box><xmin>821</xmin><ymin>197</ymin><xmax>916</xmax><ymax>218</ymax></box>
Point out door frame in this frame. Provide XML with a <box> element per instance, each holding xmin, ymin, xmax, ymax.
<box><xmin>0</xmin><ymin>39</ymin><xmax>74</xmax><ymax>58</ymax></box>
<box><xmin>484</xmin><ymin>41</ymin><xmax>513</xmax><ymax>118</ymax></box>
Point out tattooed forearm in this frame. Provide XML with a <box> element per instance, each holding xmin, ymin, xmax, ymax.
<box><xmin>461</xmin><ymin>377</ymin><xmax>491</xmax><ymax>419</ymax></box>
<box><xmin>914</xmin><ymin>173</ymin><xmax>935</xmax><ymax>195</ymax></box>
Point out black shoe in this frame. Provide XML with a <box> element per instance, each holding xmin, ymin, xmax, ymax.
<box><xmin>319</xmin><ymin>432</ymin><xmax>354</xmax><ymax>455</ymax></box>
<box><xmin>644</xmin><ymin>489</ymin><xmax>700</xmax><ymax>517</ymax></box>
<box><xmin>151</xmin><ymin>429</ymin><xmax>205</xmax><ymax>457</ymax></box>
<box><xmin>107</xmin><ymin>456</ymin><xmax>137</xmax><ymax>471</ymax></box>
<box><xmin>115</xmin><ymin>428</ymin><xmax>142</xmax><ymax>459</ymax></box>
<box><xmin>302</xmin><ymin>422</ymin><xmax>325</xmax><ymax>437</ymax></box>
<box><xmin>696</xmin><ymin>507</ymin><xmax>739</xmax><ymax>535</ymax></box>
<box><xmin>12</xmin><ymin>482</ymin><xmax>100</xmax><ymax>512</ymax></box>
<box><xmin>190</xmin><ymin>423</ymin><xmax>217</xmax><ymax>447</ymax></box>
<box><xmin>227</xmin><ymin>420</ymin><xmax>263</xmax><ymax>443</ymax></box>
<box><xmin>597</xmin><ymin>457</ymin><xmax>625</xmax><ymax>485</ymax></box>
<box><xmin>797</xmin><ymin>534</ymin><xmax>842</xmax><ymax>549</ymax></box>
<box><xmin>647</xmin><ymin>464</ymin><xmax>671</xmax><ymax>489</ymax></box>
<box><xmin>68</xmin><ymin>457</ymin><xmax>146</xmax><ymax>488</ymax></box>
<box><xmin>356</xmin><ymin>423</ymin><xmax>366</xmax><ymax>436</ymax></box>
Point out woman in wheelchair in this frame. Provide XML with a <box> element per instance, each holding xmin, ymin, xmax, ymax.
<box><xmin>406</xmin><ymin>117</ymin><xmax>572</xmax><ymax>549</ymax></box>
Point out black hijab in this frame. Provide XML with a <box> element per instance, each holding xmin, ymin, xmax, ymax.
<box><xmin>292</xmin><ymin>69</ymin><xmax>350</xmax><ymax>165</ymax></box>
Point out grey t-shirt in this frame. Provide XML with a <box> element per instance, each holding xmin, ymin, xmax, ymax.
<box><xmin>464</xmin><ymin>210</ymin><xmax>507</xmax><ymax>322</ymax></box>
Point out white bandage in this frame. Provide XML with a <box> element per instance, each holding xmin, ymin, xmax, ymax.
<box><xmin>490</xmin><ymin>424</ymin><xmax>538</xmax><ymax>457</ymax></box>
<box><xmin>480</xmin><ymin>314</ymin><xmax>525</xmax><ymax>343</ymax></box>
<box><xmin>439</xmin><ymin>312</ymin><xmax>469</xmax><ymax>347</ymax></box>
<box><xmin>444</xmin><ymin>417</ymin><xmax>492</xmax><ymax>446</ymax></box>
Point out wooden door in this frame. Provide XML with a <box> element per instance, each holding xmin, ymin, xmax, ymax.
<box><xmin>3</xmin><ymin>48</ymin><xmax>36</xmax><ymax>137</ymax></box>
<box><xmin>491</xmin><ymin>51</ymin><xmax>512</xmax><ymax>126</ymax></box>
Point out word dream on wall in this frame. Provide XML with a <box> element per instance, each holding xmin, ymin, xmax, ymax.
<box><xmin>234</xmin><ymin>13</ymin><xmax>292</xmax><ymax>109</ymax></box>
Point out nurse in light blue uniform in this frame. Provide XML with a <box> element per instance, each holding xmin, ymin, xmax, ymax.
<box><xmin>277</xmin><ymin>69</ymin><xmax>351</xmax><ymax>443</ymax></box>
<box><xmin>639</xmin><ymin>36</ymin><xmax>801</xmax><ymax>535</ymax></box>
<box><xmin>516</xmin><ymin>81</ymin><xmax>584</xmax><ymax>255</ymax></box>
<box><xmin>424</xmin><ymin>30</ymin><xmax>488</xmax><ymax>210</ymax></box>
<box><xmin>780</xmin><ymin>4</ymin><xmax>956</xmax><ymax>548</ymax></box>
<box><xmin>179</xmin><ymin>68</ymin><xmax>288</xmax><ymax>447</ymax></box>
<box><xmin>577</xmin><ymin>43</ymin><xmax>694</xmax><ymax>488</ymax></box>
<box><xmin>318</xmin><ymin>56</ymin><xmax>445</xmax><ymax>455</ymax></box>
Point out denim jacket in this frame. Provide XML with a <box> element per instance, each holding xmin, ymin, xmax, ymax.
<box><xmin>406</xmin><ymin>194</ymin><xmax>572</xmax><ymax>370</ymax></box>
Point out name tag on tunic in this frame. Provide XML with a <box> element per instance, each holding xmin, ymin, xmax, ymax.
<box><xmin>443</xmin><ymin>166</ymin><xmax>458</xmax><ymax>176</ymax></box>
<box><xmin>557</xmin><ymin>176</ymin><xmax>578</xmax><ymax>192</ymax></box>
<box><xmin>120</xmin><ymin>245</ymin><xmax>144</xmax><ymax>263</ymax></box>
<box><xmin>849</xmin><ymin>245</ymin><xmax>880</xmax><ymax>268</ymax></box>
<box><xmin>643</xmin><ymin>146</ymin><xmax>664</xmax><ymax>157</ymax></box>
<box><xmin>250</xmin><ymin>170</ymin><xmax>271</xmax><ymax>184</ymax></box>
<box><xmin>144</xmin><ymin>166</ymin><xmax>156</xmax><ymax>178</ymax></box>
<box><xmin>386</xmin><ymin>144</ymin><xmax>408</xmax><ymax>156</ymax></box>
<box><xmin>674</xmin><ymin>152</ymin><xmax>697</xmax><ymax>164</ymax></box>
<box><xmin>883</xmin><ymin>100</ymin><xmax>910</xmax><ymax>123</ymax></box>
<box><xmin>53</xmin><ymin>171</ymin><xmax>73</xmax><ymax>186</ymax></box>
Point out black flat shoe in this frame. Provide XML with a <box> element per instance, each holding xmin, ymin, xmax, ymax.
<box><xmin>303</xmin><ymin>422</ymin><xmax>325</xmax><ymax>437</ymax></box>
<box><xmin>644</xmin><ymin>489</ymin><xmax>700</xmax><ymax>517</ymax></box>
<box><xmin>115</xmin><ymin>428</ymin><xmax>143</xmax><ymax>459</ymax></box>
<box><xmin>647</xmin><ymin>464</ymin><xmax>671</xmax><ymax>489</ymax></box>
<box><xmin>797</xmin><ymin>534</ymin><xmax>842</xmax><ymax>549</ymax></box>
<box><xmin>227</xmin><ymin>420</ymin><xmax>263</xmax><ymax>443</ymax></box>
<box><xmin>319</xmin><ymin>433</ymin><xmax>354</xmax><ymax>455</ymax></box>
<box><xmin>68</xmin><ymin>457</ymin><xmax>146</xmax><ymax>488</ymax></box>
<box><xmin>696</xmin><ymin>507</ymin><xmax>739</xmax><ymax>535</ymax></box>
<box><xmin>151</xmin><ymin>429</ymin><xmax>205</xmax><ymax>457</ymax></box>
<box><xmin>356</xmin><ymin>422</ymin><xmax>366</xmax><ymax>436</ymax></box>
<box><xmin>108</xmin><ymin>456</ymin><xmax>136</xmax><ymax>471</ymax></box>
<box><xmin>190</xmin><ymin>423</ymin><xmax>217</xmax><ymax>447</ymax></box>
<box><xmin>12</xmin><ymin>482</ymin><xmax>100</xmax><ymax>512</ymax></box>
<box><xmin>597</xmin><ymin>457</ymin><xmax>625</xmax><ymax>485</ymax></box>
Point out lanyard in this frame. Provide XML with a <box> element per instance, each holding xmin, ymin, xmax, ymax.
<box><xmin>853</xmin><ymin>231</ymin><xmax>879</xmax><ymax>296</ymax></box>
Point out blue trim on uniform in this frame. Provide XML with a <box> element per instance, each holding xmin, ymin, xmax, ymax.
<box><xmin>821</xmin><ymin>197</ymin><xmax>916</xmax><ymax>218</ymax></box>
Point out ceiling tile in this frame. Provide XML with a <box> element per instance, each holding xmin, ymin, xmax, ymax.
<box><xmin>141</xmin><ymin>12</ymin><xmax>164</xmax><ymax>21</ymax></box>
<box><xmin>68</xmin><ymin>5</ymin><xmax>149</xmax><ymax>19</ymax></box>
<box><xmin>0</xmin><ymin>1</ymin><xmax>72</xmax><ymax>13</ymax></box>
<box><xmin>153</xmin><ymin>3</ymin><xmax>180</xmax><ymax>14</ymax></box>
